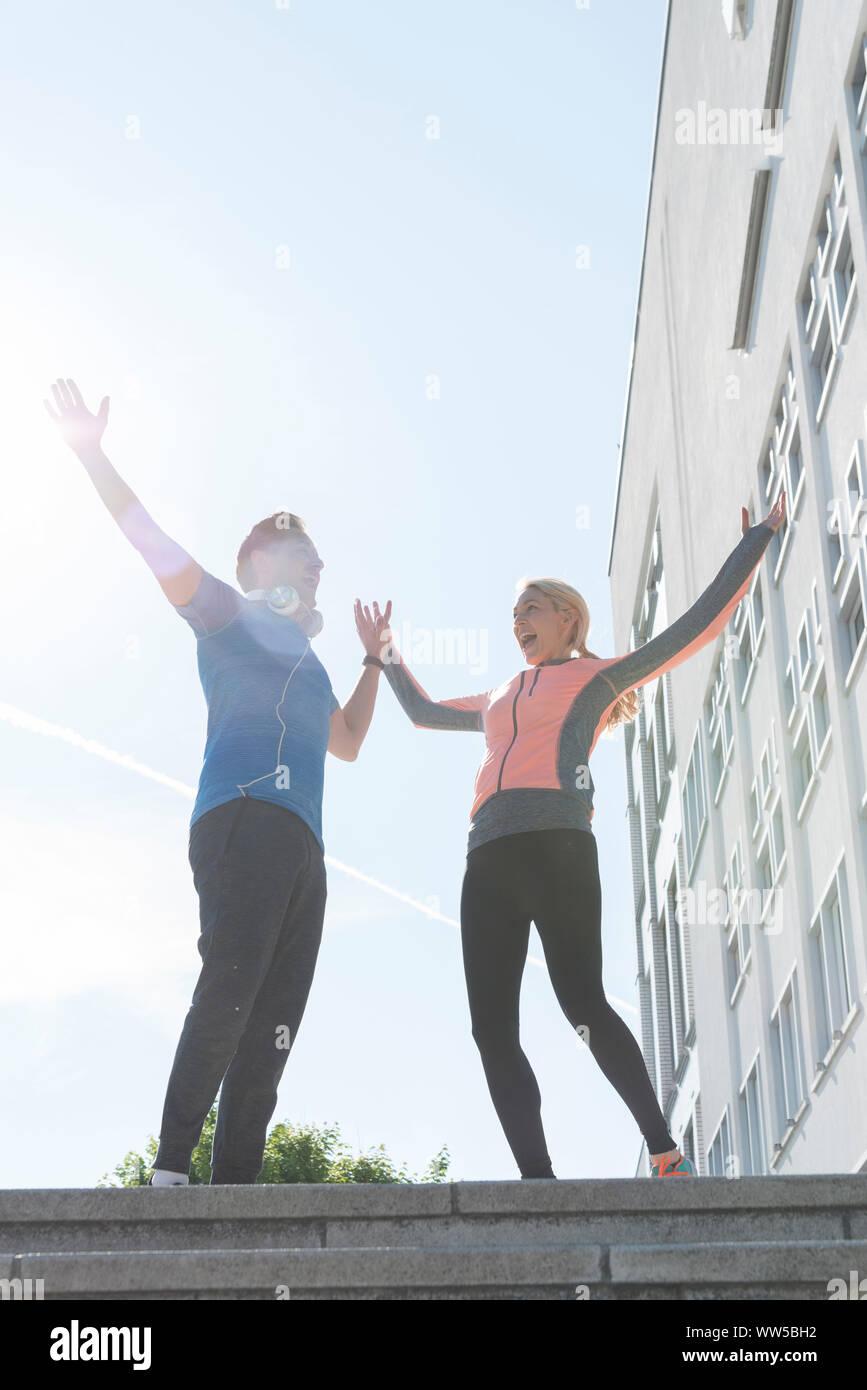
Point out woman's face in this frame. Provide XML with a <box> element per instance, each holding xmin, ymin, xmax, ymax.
<box><xmin>513</xmin><ymin>587</ymin><xmax>576</xmax><ymax>666</ymax></box>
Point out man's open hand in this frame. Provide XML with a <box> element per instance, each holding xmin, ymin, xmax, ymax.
<box><xmin>355</xmin><ymin>599</ymin><xmax>392</xmax><ymax>659</ymax></box>
<box><xmin>44</xmin><ymin>378</ymin><xmax>110</xmax><ymax>455</ymax></box>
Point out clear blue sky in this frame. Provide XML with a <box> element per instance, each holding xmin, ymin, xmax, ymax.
<box><xmin>0</xmin><ymin>0</ymin><xmax>668</xmax><ymax>1185</ymax></box>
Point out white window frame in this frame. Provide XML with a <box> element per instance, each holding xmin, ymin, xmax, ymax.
<box><xmin>784</xmin><ymin>654</ymin><xmax>799</xmax><ymax>725</ymax></box>
<box><xmin>739</xmin><ymin>1057</ymin><xmax>767</xmax><ymax>1176</ymax></box>
<box><xmin>828</xmin><ymin>507</ymin><xmax>847</xmax><ymax>591</ymax></box>
<box><xmin>811</xmin><ymin>293</ymin><xmax>840</xmax><ymax>427</ymax></box>
<box><xmin>811</xmin><ymin>664</ymin><xmax>832</xmax><ymax>766</ymax></box>
<box><xmin>749</xmin><ymin>775</ymin><xmax>762</xmax><ymax>841</ymax></box>
<box><xmin>707</xmin><ymin>651</ymin><xmax>734</xmax><ymax>803</ymax></box>
<box><xmin>846</xmin><ymin>438</ymin><xmax>867</xmax><ymax>537</ymax></box>
<box><xmin>854</xmin><ymin>34</ymin><xmax>867</xmax><ymax>130</ymax></box>
<box><xmin>809</xmin><ymin>856</ymin><xmax>857</xmax><ymax>1070</ymax></box>
<box><xmin>721</xmin><ymin>0</ymin><xmax>750</xmax><ymax>40</ymax></box>
<box><xmin>732</xmin><ymin>572</ymin><xmax>765</xmax><ymax>706</ymax></box>
<box><xmin>792</xmin><ymin>710</ymin><xmax>815</xmax><ymax>816</ymax></box>
<box><xmin>832</xmin><ymin>149</ymin><xmax>846</xmax><ymax>207</ymax></box>
<box><xmin>724</xmin><ymin>833</ymin><xmax>751</xmax><ymax>1002</ymax></box>
<box><xmin>800</xmin><ymin>264</ymin><xmax>818</xmax><ymax>340</ymax></box>
<box><xmin>760</xmin><ymin>358</ymin><xmax>804</xmax><ymax>581</ymax></box>
<box><xmin>839</xmin><ymin>550</ymin><xmax>867</xmax><ymax>688</ymax></box>
<box><xmin>681</xmin><ymin>728</ymin><xmax>708</xmax><ymax>878</ymax></box>
<box><xmin>708</xmin><ymin>1109</ymin><xmax>735</xmax><ymax>1177</ymax></box>
<box><xmin>831</xmin><ymin>208</ymin><xmax>857</xmax><ymax>341</ymax></box>
<box><xmin>797</xmin><ymin>611</ymin><xmax>815</xmax><ymax>690</ymax></box>
<box><xmin>817</xmin><ymin>197</ymin><xmax>835</xmax><ymax>277</ymax></box>
<box><xmin>770</xmin><ymin>970</ymin><xmax>806</xmax><ymax>1144</ymax></box>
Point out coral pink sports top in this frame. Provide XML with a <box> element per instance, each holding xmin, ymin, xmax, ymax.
<box><xmin>382</xmin><ymin>520</ymin><xmax>774</xmax><ymax>852</ymax></box>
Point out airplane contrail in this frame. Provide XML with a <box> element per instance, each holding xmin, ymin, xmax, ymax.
<box><xmin>0</xmin><ymin>701</ymin><xmax>638</xmax><ymax>1015</ymax></box>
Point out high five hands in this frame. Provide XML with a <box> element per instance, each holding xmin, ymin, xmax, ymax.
<box><xmin>744</xmin><ymin>490</ymin><xmax>786</xmax><ymax>535</ymax></box>
<box><xmin>355</xmin><ymin>599</ymin><xmax>392</xmax><ymax>660</ymax></box>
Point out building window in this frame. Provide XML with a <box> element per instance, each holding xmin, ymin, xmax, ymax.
<box><xmin>839</xmin><ymin>553</ymin><xmax>867</xmax><ymax>682</ymax></box>
<box><xmin>707</xmin><ymin>1109</ymin><xmax>735</xmax><ymax>1177</ymax></box>
<box><xmin>630</xmin><ymin>718</ymin><xmax>643</xmax><ymax>823</ymax></box>
<box><xmin>664</xmin><ymin>876</ymin><xmax>688</xmax><ymax>1062</ymax></box>
<box><xmin>787</xmin><ymin>426</ymin><xmax>803</xmax><ymax>503</ymax></box>
<box><xmin>739</xmin><ymin>1059</ymin><xmax>767</xmax><ymax>1175</ymax></box>
<box><xmin>809</xmin><ymin>859</ymin><xmax>855</xmax><ymax>1060</ymax></box>
<box><xmin>762</xmin><ymin>0</ymin><xmax>795</xmax><ymax>121</ymax></box>
<box><xmin>851</xmin><ymin>31</ymin><xmax>867</xmax><ymax>162</ymax></box>
<box><xmin>756</xmin><ymin>795</ymin><xmax>785</xmax><ymax>894</ymax></box>
<box><xmin>760</xmin><ymin>357</ymin><xmax>804</xmax><ymax>564</ymax></box>
<box><xmin>706</xmin><ymin>649</ymin><xmax>734</xmax><ymax>802</ymax></box>
<box><xmin>787</xmin><ymin>592</ymin><xmax>832</xmax><ymax>820</ymax></box>
<box><xmin>810</xmin><ymin>295</ymin><xmax>839</xmax><ymax>426</ymax></box>
<box><xmin>784</xmin><ymin>654</ymin><xmax>798</xmax><ymax>724</ymax></box>
<box><xmin>732</xmin><ymin>573</ymin><xmax>765</xmax><ymax>705</ymax></box>
<box><xmin>657</xmin><ymin>907</ymin><xmax>676</xmax><ymax>1078</ymax></box>
<box><xmin>832</xmin><ymin>149</ymin><xmax>846</xmax><ymax>207</ymax></box>
<box><xmin>800</xmin><ymin>269</ymin><xmax>818</xmax><ymax>339</ymax></box>
<box><xmin>827</xmin><ymin>506</ymin><xmax>847</xmax><ymax>590</ymax></box>
<box><xmin>681</xmin><ymin>729</ymin><xmax>707</xmax><ymax>876</ymax></box>
<box><xmin>644</xmin><ymin>674</ymin><xmax>672</xmax><ymax>820</ymax></box>
<box><xmin>792</xmin><ymin>717</ymin><xmax>814</xmax><ymax>809</ymax></box>
<box><xmin>750</xmin><ymin>723</ymin><xmax>786</xmax><ymax>892</ymax></box>
<box><xmin>724</xmin><ymin>833</ymin><xmax>750</xmax><ymax>999</ymax></box>
<box><xmin>721</xmin><ymin>0</ymin><xmax>752</xmax><ymax>40</ymax></box>
<box><xmin>770</xmin><ymin>972</ymin><xmax>806</xmax><ymax>1136</ymax></box>
<box><xmin>831</xmin><ymin>214</ymin><xmax>857</xmax><ymax>340</ymax></box>
<box><xmin>817</xmin><ymin>198</ymin><xmax>834</xmax><ymax>276</ymax></box>
<box><xmin>812</xmin><ymin>668</ymin><xmax>831</xmax><ymax>752</ymax></box>
<box><xmin>797</xmin><ymin>611</ymin><xmax>815</xmax><ymax>690</ymax></box>
<box><xmin>845</xmin><ymin>439</ymin><xmax>867</xmax><ymax>537</ymax></box>
<box><xmin>799</xmin><ymin>152</ymin><xmax>849</xmax><ymax>427</ymax></box>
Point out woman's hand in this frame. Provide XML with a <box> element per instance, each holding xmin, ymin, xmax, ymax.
<box><xmin>742</xmin><ymin>489</ymin><xmax>786</xmax><ymax>536</ymax></box>
<box><xmin>44</xmin><ymin>378</ymin><xmax>110</xmax><ymax>456</ymax></box>
<box><xmin>355</xmin><ymin>599</ymin><xmax>392</xmax><ymax>659</ymax></box>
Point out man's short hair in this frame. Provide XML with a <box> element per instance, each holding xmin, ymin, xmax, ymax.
<box><xmin>236</xmin><ymin>511</ymin><xmax>311</xmax><ymax>592</ymax></box>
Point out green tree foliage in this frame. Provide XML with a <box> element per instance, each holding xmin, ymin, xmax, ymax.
<box><xmin>97</xmin><ymin>1106</ymin><xmax>452</xmax><ymax>1186</ymax></box>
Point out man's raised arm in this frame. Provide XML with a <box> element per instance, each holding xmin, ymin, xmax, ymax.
<box><xmin>44</xmin><ymin>378</ymin><xmax>203</xmax><ymax>607</ymax></box>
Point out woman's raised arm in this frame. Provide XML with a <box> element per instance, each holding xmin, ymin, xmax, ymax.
<box><xmin>358</xmin><ymin>602</ymin><xmax>486</xmax><ymax>731</ymax></box>
<box><xmin>601</xmin><ymin>494</ymin><xmax>786</xmax><ymax>700</ymax></box>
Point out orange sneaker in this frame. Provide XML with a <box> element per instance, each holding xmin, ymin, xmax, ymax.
<box><xmin>650</xmin><ymin>1152</ymin><xmax>696</xmax><ymax>1176</ymax></box>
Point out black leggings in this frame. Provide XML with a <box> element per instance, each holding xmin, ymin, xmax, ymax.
<box><xmin>460</xmin><ymin>828</ymin><xmax>676</xmax><ymax>1177</ymax></box>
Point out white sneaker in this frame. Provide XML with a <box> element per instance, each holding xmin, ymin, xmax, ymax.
<box><xmin>149</xmin><ymin>1169</ymin><xmax>189</xmax><ymax>1186</ymax></box>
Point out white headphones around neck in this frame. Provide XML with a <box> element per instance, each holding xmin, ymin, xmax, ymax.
<box><xmin>245</xmin><ymin>584</ymin><xmax>324</xmax><ymax>637</ymax></box>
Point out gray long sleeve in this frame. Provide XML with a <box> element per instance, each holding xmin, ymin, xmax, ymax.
<box><xmin>381</xmin><ymin>653</ymin><xmax>485</xmax><ymax>731</ymax></box>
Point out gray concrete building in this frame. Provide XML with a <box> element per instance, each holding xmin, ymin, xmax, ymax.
<box><xmin>608</xmin><ymin>0</ymin><xmax>867</xmax><ymax>1177</ymax></box>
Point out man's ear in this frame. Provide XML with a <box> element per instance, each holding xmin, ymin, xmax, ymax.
<box><xmin>248</xmin><ymin>547</ymin><xmax>266</xmax><ymax>582</ymax></box>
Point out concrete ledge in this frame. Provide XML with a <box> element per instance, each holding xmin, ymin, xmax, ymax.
<box><xmin>452</xmin><ymin>1175</ymin><xmax>867</xmax><ymax>1214</ymax></box>
<box><xmin>3</xmin><ymin>1174</ymin><xmax>865</xmax><ymax>1225</ymax></box>
<box><xmin>15</xmin><ymin>1245</ymin><xmax>605</xmax><ymax>1294</ymax></box>
<box><xmin>0</xmin><ymin>1183</ymin><xmax>454</xmax><ymax>1223</ymax></box>
<box><xmin>323</xmin><ymin>1207</ymin><xmax>847</xmax><ymax>1250</ymax></box>
<box><xmin>610</xmin><ymin>1238</ymin><xmax>867</xmax><ymax>1286</ymax></box>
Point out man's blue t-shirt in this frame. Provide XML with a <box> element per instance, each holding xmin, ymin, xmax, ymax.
<box><xmin>173</xmin><ymin>570</ymin><xmax>339</xmax><ymax>851</ymax></box>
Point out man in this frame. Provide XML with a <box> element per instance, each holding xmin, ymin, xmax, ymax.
<box><xmin>44</xmin><ymin>378</ymin><xmax>389</xmax><ymax>1186</ymax></box>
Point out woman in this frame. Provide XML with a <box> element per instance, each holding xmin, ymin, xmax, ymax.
<box><xmin>355</xmin><ymin>494</ymin><xmax>786</xmax><ymax>1178</ymax></box>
